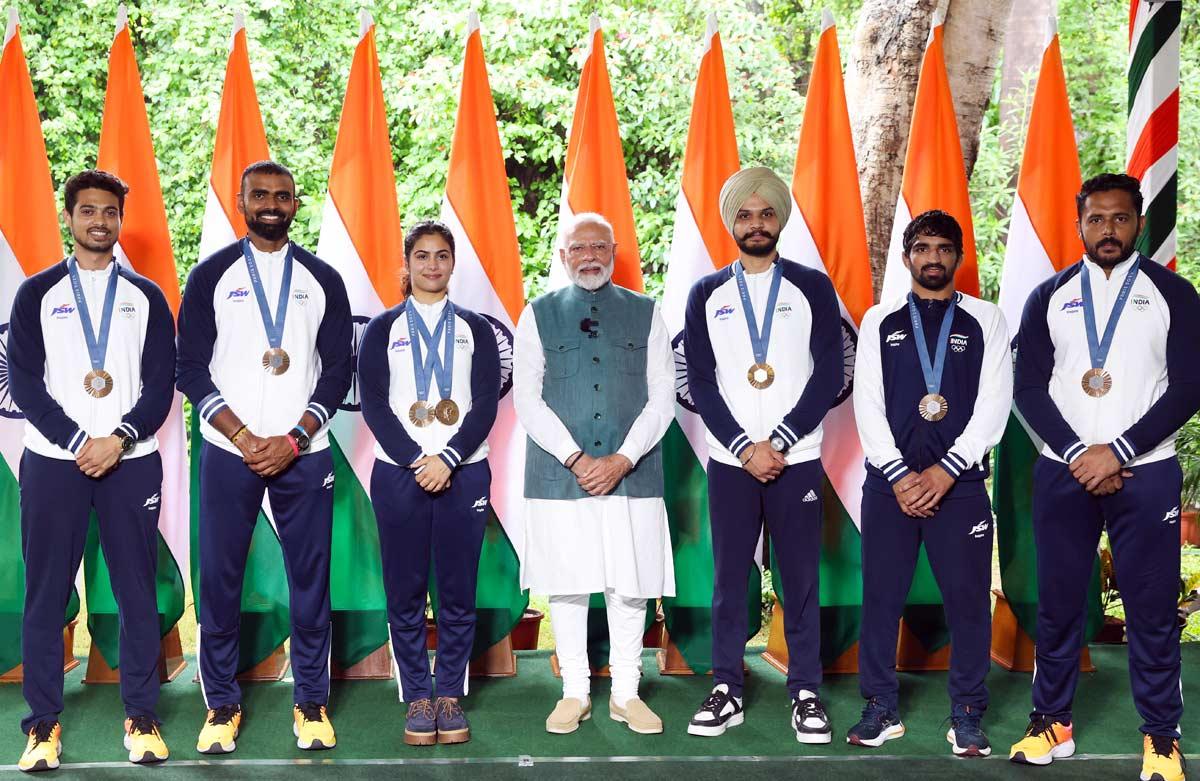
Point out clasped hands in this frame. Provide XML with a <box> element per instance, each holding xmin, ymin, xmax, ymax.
<box><xmin>569</xmin><ymin>452</ymin><xmax>633</xmax><ymax>496</ymax></box>
<box><xmin>76</xmin><ymin>435</ymin><xmax>125</xmax><ymax>479</ymax></box>
<box><xmin>1068</xmin><ymin>443</ymin><xmax>1133</xmax><ymax>497</ymax></box>
<box><xmin>234</xmin><ymin>430</ymin><xmax>297</xmax><ymax>478</ymax></box>
<box><xmin>740</xmin><ymin>440</ymin><xmax>786</xmax><ymax>484</ymax></box>
<box><xmin>892</xmin><ymin>466</ymin><xmax>956</xmax><ymax>518</ymax></box>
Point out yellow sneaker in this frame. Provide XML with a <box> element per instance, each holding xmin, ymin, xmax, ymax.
<box><xmin>1141</xmin><ymin>734</ymin><xmax>1186</xmax><ymax>781</ymax></box>
<box><xmin>123</xmin><ymin>716</ymin><xmax>168</xmax><ymax>764</ymax></box>
<box><xmin>293</xmin><ymin>703</ymin><xmax>335</xmax><ymax>750</ymax></box>
<box><xmin>196</xmin><ymin>704</ymin><xmax>242</xmax><ymax>754</ymax></box>
<box><xmin>1009</xmin><ymin>715</ymin><xmax>1075</xmax><ymax>765</ymax></box>
<box><xmin>17</xmin><ymin>722</ymin><xmax>61</xmax><ymax>773</ymax></box>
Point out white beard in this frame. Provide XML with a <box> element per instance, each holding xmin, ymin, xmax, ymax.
<box><xmin>569</xmin><ymin>261</ymin><xmax>614</xmax><ymax>291</ymax></box>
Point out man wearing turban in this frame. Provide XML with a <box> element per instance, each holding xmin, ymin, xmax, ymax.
<box><xmin>682</xmin><ymin>167</ymin><xmax>844</xmax><ymax>742</ymax></box>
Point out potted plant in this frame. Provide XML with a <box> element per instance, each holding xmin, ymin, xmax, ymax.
<box><xmin>1176</xmin><ymin>414</ymin><xmax>1200</xmax><ymax>546</ymax></box>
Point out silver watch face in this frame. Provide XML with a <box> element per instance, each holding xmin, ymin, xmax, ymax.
<box><xmin>771</xmin><ymin>437</ymin><xmax>786</xmax><ymax>452</ymax></box>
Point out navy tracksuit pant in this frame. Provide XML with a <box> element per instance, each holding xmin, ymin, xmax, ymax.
<box><xmin>1032</xmin><ymin>456</ymin><xmax>1183</xmax><ymax>738</ymax></box>
<box><xmin>19</xmin><ymin>450</ymin><xmax>163</xmax><ymax>732</ymax></box>
<box><xmin>859</xmin><ymin>481</ymin><xmax>993</xmax><ymax>712</ymax></box>
<box><xmin>708</xmin><ymin>458</ymin><xmax>824</xmax><ymax>698</ymax></box>
<box><xmin>370</xmin><ymin>459</ymin><xmax>490</xmax><ymax>701</ymax></box>
<box><xmin>197</xmin><ymin>443</ymin><xmax>334</xmax><ymax>708</ymax></box>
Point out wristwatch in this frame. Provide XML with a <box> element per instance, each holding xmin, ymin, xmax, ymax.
<box><xmin>290</xmin><ymin>426</ymin><xmax>311</xmax><ymax>453</ymax></box>
<box><xmin>111</xmin><ymin>428</ymin><xmax>135</xmax><ymax>455</ymax></box>
<box><xmin>770</xmin><ymin>436</ymin><xmax>788</xmax><ymax>453</ymax></box>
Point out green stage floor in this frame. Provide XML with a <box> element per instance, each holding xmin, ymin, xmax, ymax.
<box><xmin>1</xmin><ymin>645</ymin><xmax>1194</xmax><ymax>779</ymax></box>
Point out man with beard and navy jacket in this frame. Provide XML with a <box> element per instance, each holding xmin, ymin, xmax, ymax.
<box><xmin>848</xmin><ymin>210</ymin><xmax>1011</xmax><ymax>757</ymax></box>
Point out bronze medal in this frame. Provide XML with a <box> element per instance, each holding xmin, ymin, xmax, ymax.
<box><xmin>918</xmin><ymin>392</ymin><xmax>948</xmax><ymax>422</ymax></box>
<box><xmin>262</xmin><ymin>347</ymin><xmax>290</xmax><ymax>375</ymax></box>
<box><xmin>83</xmin><ymin>369</ymin><xmax>114</xmax><ymax>399</ymax></box>
<box><xmin>409</xmin><ymin>401</ymin><xmax>433</xmax><ymax>427</ymax></box>
<box><xmin>747</xmin><ymin>362</ymin><xmax>775</xmax><ymax>390</ymax></box>
<box><xmin>434</xmin><ymin>399</ymin><xmax>460</xmax><ymax>426</ymax></box>
<box><xmin>1081</xmin><ymin>368</ymin><xmax>1112</xmax><ymax>398</ymax></box>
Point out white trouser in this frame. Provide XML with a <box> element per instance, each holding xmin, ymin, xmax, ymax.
<box><xmin>549</xmin><ymin>591</ymin><xmax>646</xmax><ymax>707</ymax></box>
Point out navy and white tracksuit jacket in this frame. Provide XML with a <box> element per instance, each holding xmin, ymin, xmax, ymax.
<box><xmin>358</xmin><ymin>296</ymin><xmax>499</xmax><ymax>701</ymax></box>
<box><xmin>176</xmin><ymin>239</ymin><xmax>352</xmax><ymax>708</ymax></box>
<box><xmin>684</xmin><ymin>257</ymin><xmax>843</xmax><ymax>697</ymax></box>
<box><xmin>8</xmin><ymin>259</ymin><xmax>175</xmax><ymax>730</ymax></box>
<box><xmin>852</xmin><ymin>291</ymin><xmax>1011</xmax><ymax>711</ymax></box>
<box><xmin>1015</xmin><ymin>254</ymin><xmax>1200</xmax><ymax>737</ymax></box>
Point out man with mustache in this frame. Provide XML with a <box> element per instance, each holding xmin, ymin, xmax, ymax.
<box><xmin>514</xmin><ymin>212</ymin><xmax>675</xmax><ymax>736</ymax></box>
<box><xmin>848</xmin><ymin>209</ymin><xmax>1011</xmax><ymax>755</ymax></box>
<box><xmin>8</xmin><ymin>170</ymin><xmax>175</xmax><ymax>769</ymax></box>
<box><xmin>176</xmin><ymin>161</ymin><xmax>351</xmax><ymax>754</ymax></box>
<box><xmin>683</xmin><ymin>167</ymin><xmax>843</xmax><ymax>743</ymax></box>
<box><xmin>1009</xmin><ymin>174</ymin><xmax>1200</xmax><ymax>781</ymax></box>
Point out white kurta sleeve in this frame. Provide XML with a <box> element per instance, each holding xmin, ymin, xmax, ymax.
<box><xmin>852</xmin><ymin>304</ymin><xmax>912</xmax><ymax>484</ymax></box>
<box><xmin>616</xmin><ymin>303</ymin><xmax>675</xmax><ymax>465</ymax></box>
<box><xmin>513</xmin><ymin>303</ymin><xmax>582</xmax><ymax>465</ymax></box>
<box><xmin>941</xmin><ymin>305</ymin><xmax>1014</xmax><ymax>477</ymax></box>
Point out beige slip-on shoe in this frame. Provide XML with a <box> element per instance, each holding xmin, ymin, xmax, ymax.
<box><xmin>610</xmin><ymin>697</ymin><xmax>664</xmax><ymax>734</ymax></box>
<box><xmin>546</xmin><ymin>698</ymin><xmax>592</xmax><ymax>734</ymax></box>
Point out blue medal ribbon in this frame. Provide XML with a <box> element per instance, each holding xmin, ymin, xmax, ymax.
<box><xmin>67</xmin><ymin>257</ymin><xmax>119</xmax><ymax>373</ymax></box>
<box><xmin>1080</xmin><ymin>256</ymin><xmax>1141</xmax><ymax>372</ymax></box>
<box><xmin>907</xmin><ymin>292</ymin><xmax>957</xmax><ymax>397</ymax></box>
<box><xmin>406</xmin><ymin>301</ymin><xmax>455</xmax><ymax>402</ymax></box>
<box><xmin>733</xmin><ymin>260</ymin><xmax>782</xmax><ymax>367</ymax></box>
<box><xmin>241</xmin><ymin>238</ymin><xmax>294</xmax><ymax>351</ymax></box>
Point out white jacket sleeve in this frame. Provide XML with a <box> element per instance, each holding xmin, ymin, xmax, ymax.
<box><xmin>616</xmin><ymin>304</ymin><xmax>675</xmax><ymax>465</ymax></box>
<box><xmin>852</xmin><ymin>305</ymin><xmax>912</xmax><ymax>484</ymax></box>
<box><xmin>940</xmin><ymin>304</ymin><xmax>1014</xmax><ymax>477</ymax></box>
<box><xmin>512</xmin><ymin>304</ymin><xmax>581</xmax><ymax>465</ymax></box>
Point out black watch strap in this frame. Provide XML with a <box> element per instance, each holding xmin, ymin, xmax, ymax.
<box><xmin>111</xmin><ymin>427</ymin><xmax>135</xmax><ymax>454</ymax></box>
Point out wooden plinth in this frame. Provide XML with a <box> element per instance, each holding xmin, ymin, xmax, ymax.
<box><xmin>895</xmin><ymin>616</ymin><xmax>952</xmax><ymax>671</ymax></box>
<box><xmin>331</xmin><ymin>643</ymin><xmax>393</xmax><ymax>680</ymax></box>
<box><xmin>762</xmin><ymin>598</ymin><xmax>860</xmax><ymax>674</ymax></box>
<box><xmin>991</xmin><ymin>590</ymin><xmax>1094</xmax><ymax>672</ymax></box>
<box><xmin>84</xmin><ymin>626</ymin><xmax>187</xmax><ymax>685</ymax></box>
<box><xmin>0</xmin><ymin>620</ymin><xmax>78</xmax><ymax>683</ymax></box>
<box><xmin>237</xmin><ymin>643</ymin><xmax>289</xmax><ymax>682</ymax></box>
<box><xmin>425</xmin><ymin>621</ymin><xmax>518</xmax><ymax>678</ymax></box>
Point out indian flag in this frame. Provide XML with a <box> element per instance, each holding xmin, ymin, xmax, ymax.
<box><xmin>548</xmin><ymin>15</ymin><xmax>643</xmax><ymax>293</ymax></box>
<box><xmin>85</xmin><ymin>3</ymin><xmax>187</xmax><ymax>667</ymax></box>
<box><xmin>190</xmin><ymin>12</ymin><xmax>290</xmax><ymax>672</ymax></box>
<box><xmin>0</xmin><ymin>8</ymin><xmax>78</xmax><ymax>674</ymax></box>
<box><xmin>437</xmin><ymin>12</ymin><xmax>527</xmax><ymax>655</ymax></box>
<box><xmin>313</xmin><ymin>10</ymin><xmax>393</xmax><ymax>670</ymax></box>
<box><xmin>994</xmin><ymin>13</ymin><xmax>1103</xmax><ymax>643</ymax></box>
<box><xmin>776</xmin><ymin>9</ymin><xmax>872</xmax><ymax>666</ymax></box>
<box><xmin>877</xmin><ymin>0</ymin><xmax>977</xmax><ymax>653</ymax></box>
<box><xmin>659</xmin><ymin>14</ymin><xmax>756</xmax><ymax>673</ymax></box>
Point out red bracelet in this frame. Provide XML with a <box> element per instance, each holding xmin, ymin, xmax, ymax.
<box><xmin>286</xmin><ymin>434</ymin><xmax>300</xmax><ymax>457</ymax></box>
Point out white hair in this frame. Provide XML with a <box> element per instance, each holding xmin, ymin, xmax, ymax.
<box><xmin>559</xmin><ymin>212</ymin><xmax>615</xmax><ymax>250</ymax></box>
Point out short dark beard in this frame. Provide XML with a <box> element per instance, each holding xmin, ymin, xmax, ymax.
<box><xmin>735</xmin><ymin>230</ymin><xmax>779</xmax><ymax>258</ymax></box>
<box><xmin>246</xmin><ymin>212</ymin><xmax>293</xmax><ymax>242</ymax></box>
<box><xmin>908</xmin><ymin>262</ymin><xmax>955</xmax><ymax>292</ymax></box>
<box><xmin>1084</xmin><ymin>236</ymin><xmax>1138</xmax><ymax>268</ymax></box>
<box><xmin>72</xmin><ymin>228</ymin><xmax>117</xmax><ymax>254</ymax></box>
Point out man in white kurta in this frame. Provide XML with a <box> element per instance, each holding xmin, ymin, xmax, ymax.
<box><xmin>514</xmin><ymin>213</ymin><xmax>675</xmax><ymax>735</ymax></box>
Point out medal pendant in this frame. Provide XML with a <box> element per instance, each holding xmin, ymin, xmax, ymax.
<box><xmin>1081</xmin><ymin>368</ymin><xmax>1112</xmax><ymax>398</ymax></box>
<box><xmin>918</xmin><ymin>393</ymin><xmax>948</xmax><ymax>422</ymax></box>
<box><xmin>409</xmin><ymin>401</ymin><xmax>433</xmax><ymax>428</ymax></box>
<box><xmin>262</xmin><ymin>348</ymin><xmax>290</xmax><ymax>375</ymax></box>
<box><xmin>83</xmin><ymin>369</ymin><xmax>114</xmax><ymax>399</ymax></box>
<box><xmin>435</xmin><ymin>399</ymin><xmax>460</xmax><ymax>426</ymax></box>
<box><xmin>747</xmin><ymin>362</ymin><xmax>775</xmax><ymax>390</ymax></box>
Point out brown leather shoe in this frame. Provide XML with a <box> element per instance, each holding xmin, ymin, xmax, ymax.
<box><xmin>610</xmin><ymin>697</ymin><xmax>663</xmax><ymax>734</ymax></box>
<box><xmin>546</xmin><ymin>698</ymin><xmax>592</xmax><ymax>734</ymax></box>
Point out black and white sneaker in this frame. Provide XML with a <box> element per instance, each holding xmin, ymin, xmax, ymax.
<box><xmin>687</xmin><ymin>684</ymin><xmax>744</xmax><ymax>737</ymax></box>
<box><xmin>791</xmin><ymin>690</ymin><xmax>832</xmax><ymax>744</ymax></box>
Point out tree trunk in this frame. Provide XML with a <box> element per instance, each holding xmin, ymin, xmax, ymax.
<box><xmin>846</xmin><ymin>0</ymin><xmax>1013</xmax><ymax>295</ymax></box>
<box><xmin>997</xmin><ymin>0</ymin><xmax>1047</xmax><ymax>153</ymax></box>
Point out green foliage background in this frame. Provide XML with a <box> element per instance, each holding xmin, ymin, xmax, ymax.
<box><xmin>14</xmin><ymin>0</ymin><xmax>1198</xmax><ymax>298</ymax></box>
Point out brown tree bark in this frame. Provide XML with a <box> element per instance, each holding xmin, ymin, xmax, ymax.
<box><xmin>845</xmin><ymin>0</ymin><xmax>1013</xmax><ymax>296</ymax></box>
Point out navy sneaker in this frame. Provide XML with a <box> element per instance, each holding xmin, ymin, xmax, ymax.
<box><xmin>404</xmin><ymin>698</ymin><xmax>437</xmax><ymax>746</ymax></box>
<box><xmin>947</xmin><ymin>703</ymin><xmax>991</xmax><ymax>757</ymax></box>
<box><xmin>846</xmin><ymin>698</ymin><xmax>905</xmax><ymax>747</ymax></box>
<box><xmin>435</xmin><ymin>697</ymin><xmax>470</xmax><ymax>745</ymax></box>
<box><xmin>791</xmin><ymin>690</ymin><xmax>832</xmax><ymax>744</ymax></box>
<box><xmin>687</xmin><ymin>684</ymin><xmax>744</xmax><ymax>737</ymax></box>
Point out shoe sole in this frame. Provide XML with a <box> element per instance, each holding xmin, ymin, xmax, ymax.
<box><xmin>130</xmin><ymin>750</ymin><xmax>167</xmax><ymax>764</ymax></box>
<box><xmin>197</xmin><ymin>740</ymin><xmax>236</xmax><ymax>754</ymax></box>
<box><xmin>946</xmin><ymin>729</ymin><xmax>992</xmax><ymax>757</ymax></box>
<box><xmin>293</xmin><ymin>722</ymin><xmax>335</xmax><ymax>750</ymax></box>
<box><xmin>19</xmin><ymin>741</ymin><xmax>61</xmax><ymax>773</ymax></box>
<box><xmin>796</xmin><ymin>729</ymin><xmax>833</xmax><ymax>745</ymax></box>
<box><xmin>404</xmin><ymin>730</ymin><xmax>438</xmax><ymax>746</ymax></box>
<box><xmin>610</xmin><ymin>712</ymin><xmax>663</xmax><ymax>735</ymax></box>
<box><xmin>847</xmin><ymin>722</ymin><xmax>906</xmax><ymax>747</ymax></box>
<box><xmin>688</xmin><ymin>711</ymin><xmax>744</xmax><ymax>737</ymax></box>
<box><xmin>1010</xmin><ymin>739</ymin><xmax>1076</xmax><ymax>766</ymax></box>
<box><xmin>546</xmin><ymin>709</ymin><xmax>592</xmax><ymax>735</ymax></box>
<box><xmin>437</xmin><ymin>728</ymin><xmax>471</xmax><ymax>745</ymax></box>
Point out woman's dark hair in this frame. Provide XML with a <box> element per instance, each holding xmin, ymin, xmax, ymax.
<box><xmin>402</xmin><ymin>220</ymin><xmax>456</xmax><ymax>297</ymax></box>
